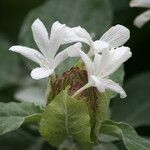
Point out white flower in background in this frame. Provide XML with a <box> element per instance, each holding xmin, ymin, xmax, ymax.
<box><xmin>130</xmin><ymin>0</ymin><xmax>150</xmax><ymax>28</ymax></box>
<box><xmin>9</xmin><ymin>19</ymin><xmax>82</xmax><ymax>80</ymax></box>
<box><xmin>73</xmin><ymin>47</ymin><xmax>132</xmax><ymax>98</ymax></box>
<box><xmin>15</xmin><ymin>86</ymin><xmax>46</xmax><ymax>107</ymax></box>
<box><xmin>71</xmin><ymin>24</ymin><xmax>130</xmax><ymax>55</ymax></box>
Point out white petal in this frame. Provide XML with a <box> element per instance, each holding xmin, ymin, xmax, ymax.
<box><xmin>130</xmin><ymin>0</ymin><xmax>150</xmax><ymax>8</ymax></box>
<box><xmin>101</xmin><ymin>46</ymin><xmax>132</xmax><ymax>78</ymax></box>
<box><xmin>133</xmin><ymin>10</ymin><xmax>150</xmax><ymax>28</ymax></box>
<box><xmin>93</xmin><ymin>40</ymin><xmax>109</xmax><ymax>53</ymax></box>
<box><xmin>97</xmin><ymin>48</ymin><xmax>111</xmax><ymax>75</ymax></box>
<box><xmin>100</xmin><ymin>25</ymin><xmax>130</xmax><ymax>49</ymax></box>
<box><xmin>90</xmin><ymin>75</ymin><xmax>105</xmax><ymax>92</ymax></box>
<box><xmin>31</xmin><ymin>67</ymin><xmax>54</xmax><ymax>80</ymax></box>
<box><xmin>91</xmin><ymin>76</ymin><xmax>126</xmax><ymax>98</ymax></box>
<box><xmin>15</xmin><ymin>86</ymin><xmax>46</xmax><ymax>107</ymax></box>
<box><xmin>9</xmin><ymin>45</ymin><xmax>45</xmax><ymax>66</ymax></box>
<box><xmin>100</xmin><ymin>79</ymin><xmax>127</xmax><ymax>98</ymax></box>
<box><xmin>49</xmin><ymin>21</ymin><xmax>81</xmax><ymax>57</ymax></box>
<box><xmin>49</xmin><ymin>21</ymin><xmax>66</xmax><ymax>58</ymax></box>
<box><xmin>79</xmin><ymin>51</ymin><xmax>93</xmax><ymax>78</ymax></box>
<box><xmin>31</xmin><ymin>19</ymin><xmax>50</xmax><ymax>58</ymax></box>
<box><xmin>60</xmin><ymin>26</ymin><xmax>87</xmax><ymax>45</ymax></box>
<box><xmin>50</xmin><ymin>23</ymin><xmax>93</xmax><ymax>58</ymax></box>
<box><xmin>111</xmin><ymin>47</ymin><xmax>132</xmax><ymax>64</ymax></box>
<box><xmin>54</xmin><ymin>43</ymin><xmax>82</xmax><ymax>68</ymax></box>
<box><xmin>66</xmin><ymin>42</ymin><xmax>82</xmax><ymax>57</ymax></box>
<box><xmin>93</xmin><ymin>52</ymin><xmax>102</xmax><ymax>75</ymax></box>
<box><xmin>72</xmin><ymin>26</ymin><xmax>93</xmax><ymax>46</ymax></box>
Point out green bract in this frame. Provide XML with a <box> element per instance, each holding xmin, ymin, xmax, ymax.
<box><xmin>39</xmin><ymin>89</ymin><xmax>93</xmax><ymax>149</ymax></box>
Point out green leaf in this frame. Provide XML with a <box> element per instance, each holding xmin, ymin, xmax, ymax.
<box><xmin>100</xmin><ymin>120</ymin><xmax>150</xmax><ymax>150</ymax></box>
<box><xmin>0</xmin><ymin>36</ymin><xmax>21</xmax><ymax>89</ymax></box>
<box><xmin>110</xmin><ymin>0</ymin><xmax>128</xmax><ymax>11</ymax></box>
<box><xmin>93</xmin><ymin>143</ymin><xmax>118</xmax><ymax>150</ymax></box>
<box><xmin>0</xmin><ymin>102</ymin><xmax>43</xmax><ymax>135</ymax></box>
<box><xmin>0</xmin><ymin>128</ymin><xmax>55</xmax><ymax>150</ymax></box>
<box><xmin>0</xmin><ymin>0</ymin><xmax>44</xmax><ymax>41</ymax></box>
<box><xmin>19</xmin><ymin>0</ymin><xmax>113</xmax><ymax>73</ymax></box>
<box><xmin>0</xmin><ymin>129</ymin><xmax>34</xmax><ymax>150</ymax></box>
<box><xmin>111</xmin><ymin>72</ymin><xmax>150</xmax><ymax>127</ymax></box>
<box><xmin>39</xmin><ymin>89</ymin><xmax>92</xmax><ymax>149</ymax></box>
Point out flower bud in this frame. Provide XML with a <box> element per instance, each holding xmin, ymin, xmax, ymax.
<box><xmin>48</xmin><ymin>67</ymin><xmax>98</xmax><ymax>105</ymax></box>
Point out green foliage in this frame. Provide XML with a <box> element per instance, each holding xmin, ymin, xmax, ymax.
<box><xmin>111</xmin><ymin>72</ymin><xmax>150</xmax><ymax>127</ymax></box>
<box><xmin>101</xmin><ymin>120</ymin><xmax>150</xmax><ymax>150</ymax></box>
<box><xmin>93</xmin><ymin>143</ymin><xmax>118</xmax><ymax>150</ymax></box>
<box><xmin>0</xmin><ymin>36</ymin><xmax>21</xmax><ymax>89</ymax></box>
<box><xmin>0</xmin><ymin>102</ymin><xmax>43</xmax><ymax>135</ymax></box>
<box><xmin>0</xmin><ymin>128</ymin><xmax>55</xmax><ymax>150</ymax></box>
<box><xmin>39</xmin><ymin>89</ymin><xmax>92</xmax><ymax>149</ymax></box>
<box><xmin>0</xmin><ymin>129</ymin><xmax>36</xmax><ymax>150</ymax></box>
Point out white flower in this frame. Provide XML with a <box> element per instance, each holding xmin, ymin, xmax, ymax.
<box><xmin>130</xmin><ymin>0</ymin><xmax>150</xmax><ymax>28</ymax></box>
<box><xmin>15</xmin><ymin>86</ymin><xmax>46</xmax><ymax>107</ymax></box>
<box><xmin>72</xmin><ymin>47</ymin><xmax>132</xmax><ymax>98</ymax></box>
<box><xmin>9</xmin><ymin>18</ymin><xmax>82</xmax><ymax>80</ymax></box>
<box><xmin>71</xmin><ymin>24</ymin><xmax>130</xmax><ymax>55</ymax></box>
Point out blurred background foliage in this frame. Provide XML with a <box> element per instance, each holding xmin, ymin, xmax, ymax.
<box><xmin>0</xmin><ymin>0</ymin><xmax>150</xmax><ymax>149</ymax></box>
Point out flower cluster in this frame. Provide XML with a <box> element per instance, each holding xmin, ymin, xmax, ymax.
<box><xmin>130</xmin><ymin>0</ymin><xmax>150</xmax><ymax>28</ymax></box>
<box><xmin>9</xmin><ymin>19</ymin><xmax>132</xmax><ymax>98</ymax></box>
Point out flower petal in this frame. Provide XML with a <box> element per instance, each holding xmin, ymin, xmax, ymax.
<box><xmin>31</xmin><ymin>67</ymin><xmax>54</xmax><ymax>80</ymax></box>
<box><xmin>72</xmin><ymin>26</ymin><xmax>93</xmax><ymax>46</ymax></box>
<box><xmin>66</xmin><ymin>42</ymin><xmax>82</xmax><ymax>57</ymax></box>
<box><xmin>60</xmin><ymin>26</ymin><xmax>87</xmax><ymax>45</ymax></box>
<box><xmin>49</xmin><ymin>21</ymin><xmax>81</xmax><ymax>57</ymax></box>
<box><xmin>49</xmin><ymin>21</ymin><xmax>66</xmax><ymax>58</ymax></box>
<box><xmin>93</xmin><ymin>52</ymin><xmax>102</xmax><ymax>75</ymax></box>
<box><xmin>97</xmin><ymin>48</ymin><xmax>111</xmax><ymax>75</ymax></box>
<box><xmin>101</xmin><ymin>46</ymin><xmax>132</xmax><ymax>78</ymax></box>
<box><xmin>93</xmin><ymin>40</ymin><xmax>109</xmax><ymax>53</ymax></box>
<box><xmin>54</xmin><ymin>43</ymin><xmax>82</xmax><ymax>68</ymax></box>
<box><xmin>50</xmin><ymin>23</ymin><xmax>92</xmax><ymax>58</ymax></box>
<box><xmin>31</xmin><ymin>18</ymin><xmax>50</xmax><ymax>58</ymax></box>
<box><xmin>133</xmin><ymin>10</ymin><xmax>150</xmax><ymax>28</ymax></box>
<box><xmin>100</xmin><ymin>79</ymin><xmax>127</xmax><ymax>98</ymax></box>
<box><xmin>79</xmin><ymin>51</ymin><xmax>93</xmax><ymax>78</ymax></box>
<box><xmin>9</xmin><ymin>45</ymin><xmax>45</xmax><ymax>66</ymax></box>
<box><xmin>130</xmin><ymin>0</ymin><xmax>150</xmax><ymax>8</ymax></box>
<box><xmin>90</xmin><ymin>75</ymin><xmax>105</xmax><ymax>92</ymax></box>
<box><xmin>100</xmin><ymin>25</ymin><xmax>130</xmax><ymax>49</ymax></box>
<box><xmin>91</xmin><ymin>76</ymin><xmax>126</xmax><ymax>98</ymax></box>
